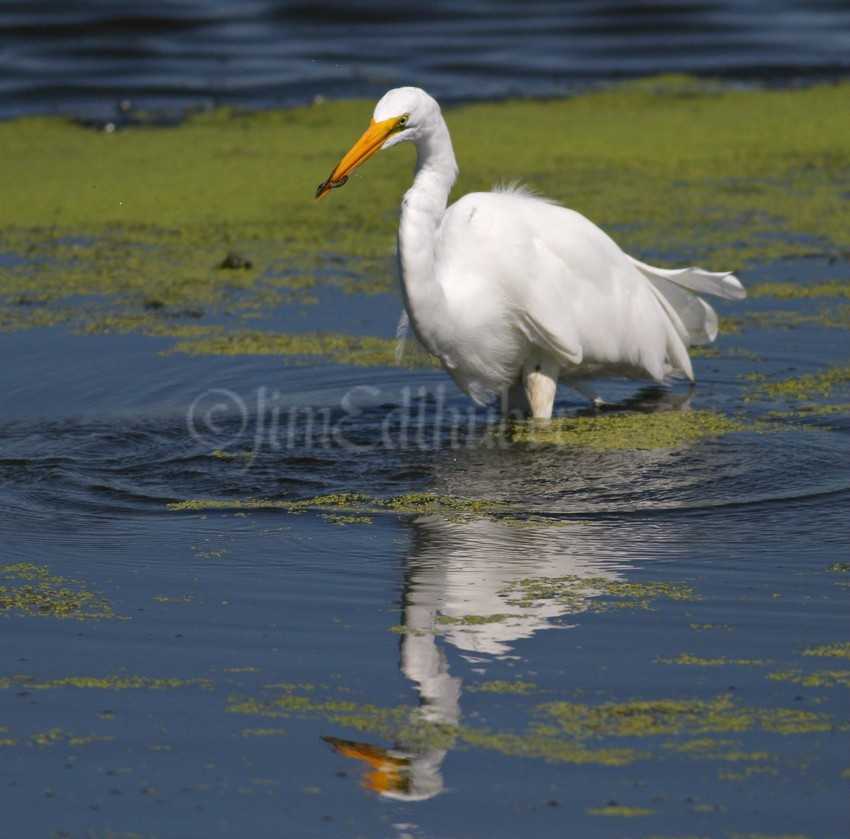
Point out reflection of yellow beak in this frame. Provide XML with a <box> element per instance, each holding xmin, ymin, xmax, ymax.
<box><xmin>315</xmin><ymin>116</ymin><xmax>400</xmax><ymax>200</ymax></box>
<box><xmin>322</xmin><ymin>735</ymin><xmax>411</xmax><ymax>795</ymax></box>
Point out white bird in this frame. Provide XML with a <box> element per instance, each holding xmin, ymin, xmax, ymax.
<box><xmin>316</xmin><ymin>87</ymin><xmax>745</xmax><ymax>419</ymax></box>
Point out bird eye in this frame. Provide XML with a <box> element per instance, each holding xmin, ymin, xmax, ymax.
<box><xmin>397</xmin><ymin>115</ymin><xmax>409</xmax><ymax>129</ymax></box>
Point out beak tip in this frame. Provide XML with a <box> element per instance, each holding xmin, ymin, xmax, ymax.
<box><xmin>315</xmin><ymin>174</ymin><xmax>349</xmax><ymax>201</ymax></box>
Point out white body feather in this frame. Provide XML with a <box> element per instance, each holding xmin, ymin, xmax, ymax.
<box><xmin>365</xmin><ymin>88</ymin><xmax>745</xmax><ymax>416</ymax></box>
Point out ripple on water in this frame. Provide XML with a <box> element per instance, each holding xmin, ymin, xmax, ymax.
<box><xmin>2</xmin><ymin>387</ymin><xmax>847</xmax><ymax>549</ymax></box>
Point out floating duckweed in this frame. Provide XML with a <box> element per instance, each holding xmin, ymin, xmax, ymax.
<box><xmin>538</xmin><ymin>696</ymin><xmax>740</xmax><ymax>739</ymax></box>
<box><xmin>225</xmin><ymin>680</ymin><xmax>843</xmax><ymax>771</ymax></box>
<box><xmin>746</xmin><ymin>365</ymin><xmax>850</xmax><ymax>403</ymax></box>
<box><xmin>168</xmin><ymin>491</ymin><xmax>513</xmax><ymax>523</ymax></box>
<box><xmin>320</xmin><ymin>513</ymin><xmax>374</xmax><ymax>526</ymax></box>
<box><xmin>502</xmin><ymin>576</ymin><xmax>696</xmax><ymax>613</ymax></box>
<box><xmin>742</xmin><ymin>306</ymin><xmax>850</xmax><ymax>331</ymax></box>
<box><xmin>766</xmin><ymin>669</ymin><xmax>850</xmax><ymax>689</ymax></box>
<box><xmin>467</xmin><ymin>680</ymin><xmax>538</xmax><ymax>695</ymax></box>
<box><xmin>802</xmin><ymin>642</ymin><xmax>850</xmax><ymax>660</ymax></box>
<box><xmin>747</xmin><ymin>280</ymin><xmax>850</xmax><ymax>300</ymax></box>
<box><xmin>29</xmin><ymin>728</ymin><xmax>114</xmax><ymax>748</ymax></box>
<box><xmin>166</xmin><ymin>327</ymin><xmax>405</xmax><ymax>367</ymax></box>
<box><xmin>453</xmin><ymin>728</ymin><xmax>645</xmax><ymax>767</ymax></box>
<box><xmin>0</xmin><ymin>563</ymin><xmax>117</xmax><ymax>620</ymax></box>
<box><xmin>509</xmin><ymin>410</ymin><xmax>755</xmax><ymax>450</ymax></box>
<box><xmin>435</xmin><ymin>613</ymin><xmax>514</xmax><ymax>626</ymax></box>
<box><xmin>2</xmin><ymin>674</ymin><xmax>214</xmax><ymax>691</ymax></box>
<box><xmin>658</xmin><ymin>653</ymin><xmax>769</xmax><ymax>667</ymax></box>
<box><xmin>669</xmin><ymin>739</ymin><xmax>775</xmax><ymax>764</ymax></box>
<box><xmin>586</xmin><ymin>805</ymin><xmax>655</xmax><ymax>817</ymax></box>
<box><xmin>537</xmin><ymin>694</ymin><xmax>840</xmax><ymax>739</ymax></box>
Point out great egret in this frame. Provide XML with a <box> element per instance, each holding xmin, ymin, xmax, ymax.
<box><xmin>316</xmin><ymin>87</ymin><xmax>745</xmax><ymax>418</ymax></box>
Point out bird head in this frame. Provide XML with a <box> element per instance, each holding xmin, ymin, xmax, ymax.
<box><xmin>315</xmin><ymin>87</ymin><xmax>439</xmax><ymax>200</ymax></box>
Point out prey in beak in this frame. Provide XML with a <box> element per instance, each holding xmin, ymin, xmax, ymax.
<box><xmin>315</xmin><ymin>114</ymin><xmax>406</xmax><ymax>200</ymax></box>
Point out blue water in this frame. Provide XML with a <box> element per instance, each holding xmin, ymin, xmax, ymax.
<box><xmin>1</xmin><ymin>0</ymin><xmax>849</xmax><ymax>121</ymax></box>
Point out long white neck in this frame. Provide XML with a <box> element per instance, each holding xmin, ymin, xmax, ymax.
<box><xmin>397</xmin><ymin>118</ymin><xmax>458</xmax><ymax>351</ymax></box>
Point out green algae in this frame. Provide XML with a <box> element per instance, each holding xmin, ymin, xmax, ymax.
<box><xmin>168</xmin><ymin>490</ymin><xmax>513</xmax><ymax>523</ymax></box>
<box><xmin>457</xmin><ymin>727</ymin><xmax>644</xmax><ymax>766</ymax></box>
<box><xmin>740</xmin><ymin>305</ymin><xmax>850</xmax><ymax>331</ymax></box>
<box><xmin>165</xmin><ymin>326</ymin><xmax>406</xmax><ymax>366</ymax></box>
<box><xmin>802</xmin><ymin>642</ymin><xmax>850</xmax><ymax>660</ymax></box>
<box><xmin>657</xmin><ymin>654</ymin><xmax>769</xmax><ymax>667</ymax></box>
<box><xmin>224</xmin><ymin>681</ymin><xmax>843</xmax><ymax>772</ymax></box>
<box><xmin>586</xmin><ymin>805</ymin><xmax>655</xmax><ymax>817</ymax></box>
<box><xmin>508</xmin><ymin>410</ymin><xmax>757</xmax><ymax>450</ymax></box>
<box><xmin>502</xmin><ymin>576</ymin><xmax>696</xmax><ymax>613</ymax></box>
<box><xmin>1</xmin><ymin>79</ymin><xmax>848</xmax><ymax>357</ymax></box>
<box><xmin>0</xmin><ymin>562</ymin><xmax>117</xmax><ymax>620</ymax></box>
<box><xmin>238</xmin><ymin>728</ymin><xmax>287</xmax><ymax>738</ymax></box>
<box><xmin>744</xmin><ymin>365</ymin><xmax>850</xmax><ymax>404</ymax></box>
<box><xmin>466</xmin><ymin>680</ymin><xmax>538</xmax><ymax>695</ymax></box>
<box><xmin>667</xmin><ymin>739</ymin><xmax>775</xmax><ymax>764</ymax></box>
<box><xmin>27</xmin><ymin>728</ymin><xmax>114</xmax><ymax>749</ymax></box>
<box><xmin>394</xmin><ymin>576</ymin><xmax>697</xmax><ymax>638</ymax></box>
<box><xmin>0</xmin><ymin>674</ymin><xmax>213</xmax><ymax>691</ymax></box>
<box><xmin>435</xmin><ymin>613</ymin><xmax>514</xmax><ymax>626</ymax></box>
<box><xmin>747</xmin><ymin>280</ymin><xmax>850</xmax><ymax>300</ymax></box>
<box><xmin>766</xmin><ymin>669</ymin><xmax>850</xmax><ymax>689</ymax></box>
<box><xmin>536</xmin><ymin>694</ymin><xmax>839</xmax><ymax>739</ymax></box>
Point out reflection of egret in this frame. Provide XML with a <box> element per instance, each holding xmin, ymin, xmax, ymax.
<box><xmin>317</xmin><ymin>87</ymin><xmax>745</xmax><ymax>418</ymax></box>
<box><xmin>323</xmin><ymin>515</ymin><xmax>628</xmax><ymax>800</ymax></box>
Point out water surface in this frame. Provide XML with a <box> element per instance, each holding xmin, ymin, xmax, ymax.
<box><xmin>2</xmin><ymin>0</ymin><xmax>849</xmax><ymax>121</ymax></box>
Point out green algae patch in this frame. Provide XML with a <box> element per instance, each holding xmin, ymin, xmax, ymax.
<box><xmin>168</xmin><ymin>490</ymin><xmax>513</xmax><ymax>524</ymax></box>
<box><xmin>1</xmin><ymin>674</ymin><xmax>214</xmax><ymax>692</ymax></box>
<box><xmin>225</xmin><ymin>681</ymin><xmax>843</xmax><ymax>774</ymax></box>
<box><xmin>2</xmin><ymin>79</ymin><xmax>849</xmax><ymax>354</ymax></box>
<box><xmin>502</xmin><ymin>575</ymin><xmax>696</xmax><ymax>614</ymax></box>
<box><xmin>667</xmin><ymin>739</ymin><xmax>776</xmax><ymax>764</ymax></box>
<box><xmin>766</xmin><ymin>669</ymin><xmax>850</xmax><ymax>689</ymax></box>
<box><xmin>586</xmin><ymin>804</ymin><xmax>655</xmax><ymax>817</ymax></box>
<box><xmin>747</xmin><ymin>280</ymin><xmax>850</xmax><ymax>300</ymax></box>
<box><xmin>658</xmin><ymin>654</ymin><xmax>769</xmax><ymax>667</ymax></box>
<box><xmin>0</xmin><ymin>562</ymin><xmax>118</xmax><ymax>620</ymax></box>
<box><xmin>27</xmin><ymin>728</ymin><xmax>114</xmax><ymax>749</ymax></box>
<box><xmin>458</xmin><ymin>727</ymin><xmax>644</xmax><ymax>766</ymax></box>
<box><xmin>509</xmin><ymin>410</ymin><xmax>756</xmax><ymax>450</ymax></box>
<box><xmin>165</xmin><ymin>326</ymin><xmax>404</xmax><ymax>366</ymax></box>
<box><xmin>745</xmin><ymin>365</ymin><xmax>850</xmax><ymax>404</ymax></box>
<box><xmin>226</xmin><ymin>687</ymin><xmax>410</xmax><ymax>744</ymax></box>
<box><xmin>740</xmin><ymin>305</ymin><xmax>850</xmax><ymax>332</ymax></box>
<box><xmin>802</xmin><ymin>642</ymin><xmax>850</xmax><ymax>660</ymax></box>
<box><xmin>536</xmin><ymin>694</ymin><xmax>838</xmax><ymax>740</ymax></box>
<box><xmin>466</xmin><ymin>680</ymin><xmax>538</xmax><ymax>695</ymax></box>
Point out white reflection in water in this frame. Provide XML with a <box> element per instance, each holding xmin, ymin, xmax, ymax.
<box><xmin>326</xmin><ymin>511</ymin><xmax>630</xmax><ymax>801</ymax></box>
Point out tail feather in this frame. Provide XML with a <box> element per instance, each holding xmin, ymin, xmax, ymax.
<box><xmin>628</xmin><ymin>256</ymin><xmax>746</xmax><ymax>301</ymax></box>
<box><xmin>628</xmin><ymin>256</ymin><xmax>744</xmax><ymax>347</ymax></box>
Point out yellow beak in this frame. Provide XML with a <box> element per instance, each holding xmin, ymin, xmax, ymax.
<box><xmin>315</xmin><ymin>116</ymin><xmax>400</xmax><ymax>200</ymax></box>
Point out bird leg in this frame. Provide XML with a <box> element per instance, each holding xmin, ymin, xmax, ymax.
<box><xmin>522</xmin><ymin>357</ymin><xmax>560</xmax><ymax>419</ymax></box>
